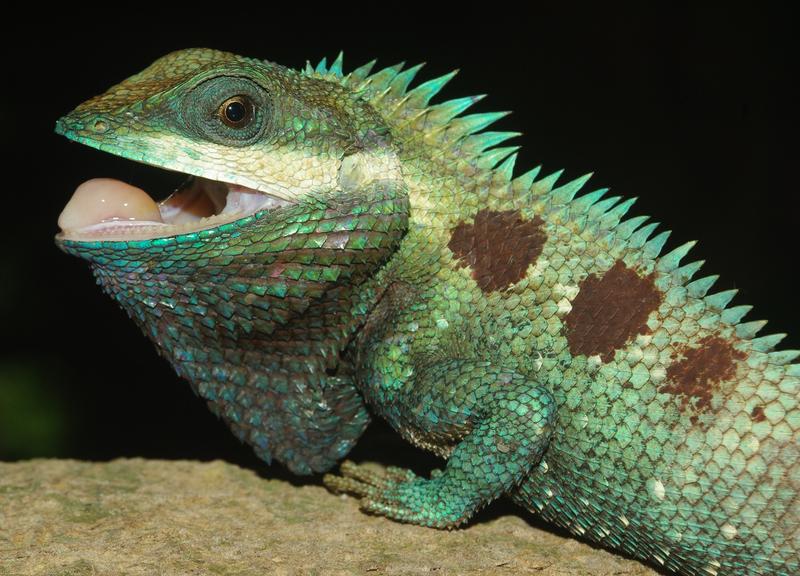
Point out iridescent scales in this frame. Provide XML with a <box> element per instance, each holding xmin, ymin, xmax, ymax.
<box><xmin>57</xmin><ymin>50</ymin><xmax>798</xmax><ymax>576</ymax></box>
<box><xmin>315</xmin><ymin>53</ymin><xmax>799</xmax><ymax>574</ymax></box>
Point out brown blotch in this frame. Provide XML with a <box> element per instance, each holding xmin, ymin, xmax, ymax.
<box><xmin>751</xmin><ymin>405</ymin><xmax>766</xmax><ymax>422</ymax></box>
<box><xmin>564</xmin><ymin>261</ymin><xmax>662</xmax><ymax>362</ymax></box>
<box><xmin>448</xmin><ymin>209</ymin><xmax>547</xmax><ymax>293</ymax></box>
<box><xmin>663</xmin><ymin>335</ymin><xmax>746</xmax><ymax>416</ymax></box>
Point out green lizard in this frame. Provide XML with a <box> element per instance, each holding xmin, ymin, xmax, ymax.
<box><xmin>55</xmin><ymin>49</ymin><xmax>798</xmax><ymax>576</ymax></box>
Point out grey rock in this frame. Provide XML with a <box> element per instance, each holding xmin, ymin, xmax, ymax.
<box><xmin>0</xmin><ymin>459</ymin><xmax>658</xmax><ymax>575</ymax></box>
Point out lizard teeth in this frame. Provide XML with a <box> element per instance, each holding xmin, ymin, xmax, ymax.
<box><xmin>58</xmin><ymin>176</ymin><xmax>292</xmax><ymax>241</ymax></box>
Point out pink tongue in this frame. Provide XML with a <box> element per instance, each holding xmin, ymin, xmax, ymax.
<box><xmin>58</xmin><ymin>178</ymin><xmax>163</xmax><ymax>231</ymax></box>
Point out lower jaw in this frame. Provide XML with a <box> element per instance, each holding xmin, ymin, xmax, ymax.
<box><xmin>57</xmin><ymin>175</ymin><xmax>294</xmax><ymax>242</ymax></box>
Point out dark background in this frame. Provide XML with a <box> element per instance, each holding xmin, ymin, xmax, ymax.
<box><xmin>3</xmin><ymin>5</ymin><xmax>796</xmax><ymax>480</ymax></box>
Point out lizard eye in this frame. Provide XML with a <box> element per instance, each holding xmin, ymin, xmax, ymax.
<box><xmin>219</xmin><ymin>95</ymin><xmax>254</xmax><ymax>128</ymax></box>
<box><xmin>184</xmin><ymin>76</ymin><xmax>270</xmax><ymax>146</ymax></box>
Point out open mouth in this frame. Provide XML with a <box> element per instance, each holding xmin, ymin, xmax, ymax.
<box><xmin>57</xmin><ymin>174</ymin><xmax>294</xmax><ymax>242</ymax></box>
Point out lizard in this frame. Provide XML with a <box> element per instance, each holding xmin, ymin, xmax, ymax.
<box><xmin>54</xmin><ymin>48</ymin><xmax>798</xmax><ymax>576</ymax></box>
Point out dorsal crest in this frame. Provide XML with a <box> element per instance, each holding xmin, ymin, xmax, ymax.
<box><xmin>302</xmin><ymin>53</ymin><xmax>799</xmax><ymax>370</ymax></box>
<box><xmin>306</xmin><ymin>54</ymin><xmax>523</xmax><ymax>179</ymax></box>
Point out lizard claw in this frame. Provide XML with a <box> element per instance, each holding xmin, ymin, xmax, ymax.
<box><xmin>323</xmin><ymin>460</ymin><xmax>417</xmax><ymax>499</ymax></box>
<box><xmin>323</xmin><ymin>461</ymin><xmax>465</xmax><ymax>528</ymax></box>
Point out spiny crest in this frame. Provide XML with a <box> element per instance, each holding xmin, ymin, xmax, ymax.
<box><xmin>303</xmin><ymin>52</ymin><xmax>346</xmax><ymax>78</ymax></box>
<box><xmin>307</xmin><ymin>54</ymin><xmax>521</xmax><ymax>178</ymax></box>
<box><xmin>306</xmin><ymin>55</ymin><xmax>798</xmax><ymax>367</ymax></box>
<box><xmin>482</xmin><ymin>144</ymin><xmax>794</xmax><ymax>364</ymax></box>
<box><xmin>582</xmin><ymin>191</ymin><xmax>791</xmax><ymax>358</ymax></box>
<box><xmin>592</xmin><ymin>200</ymin><xmax>793</xmax><ymax>362</ymax></box>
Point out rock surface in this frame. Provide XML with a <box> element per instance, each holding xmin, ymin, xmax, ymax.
<box><xmin>0</xmin><ymin>459</ymin><xmax>660</xmax><ymax>575</ymax></box>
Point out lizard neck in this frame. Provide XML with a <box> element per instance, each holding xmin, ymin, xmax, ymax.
<box><xmin>66</xmin><ymin>182</ymin><xmax>409</xmax><ymax>473</ymax></box>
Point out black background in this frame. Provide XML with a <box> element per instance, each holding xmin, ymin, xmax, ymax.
<box><xmin>3</xmin><ymin>4</ymin><xmax>796</xmax><ymax>480</ymax></box>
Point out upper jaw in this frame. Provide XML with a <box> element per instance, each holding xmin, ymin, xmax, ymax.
<box><xmin>55</xmin><ymin>118</ymin><xmax>297</xmax><ymax>243</ymax></box>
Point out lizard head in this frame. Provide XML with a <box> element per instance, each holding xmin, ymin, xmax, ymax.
<box><xmin>55</xmin><ymin>48</ymin><xmax>409</xmax><ymax>474</ymax></box>
<box><xmin>56</xmin><ymin>48</ymin><xmax>401</xmax><ymax>241</ymax></box>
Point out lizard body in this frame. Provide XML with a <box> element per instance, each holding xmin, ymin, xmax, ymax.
<box><xmin>55</xmin><ymin>49</ymin><xmax>798</xmax><ymax>576</ymax></box>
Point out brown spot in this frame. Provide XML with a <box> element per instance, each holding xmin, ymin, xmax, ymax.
<box><xmin>564</xmin><ymin>261</ymin><xmax>662</xmax><ymax>362</ymax></box>
<box><xmin>448</xmin><ymin>209</ymin><xmax>546</xmax><ymax>292</ymax></box>
<box><xmin>751</xmin><ymin>405</ymin><xmax>766</xmax><ymax>422</ymax></box>
<box><xmin>663</xmin><ymin>336</ymin><xmax>746</xmax><ymax>416</ymax></box>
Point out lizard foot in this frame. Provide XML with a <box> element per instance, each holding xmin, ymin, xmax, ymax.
<box><xmin>323</xmin><ymin>461</ymin><xmax>466</xmax><ymax>528</ymax></box>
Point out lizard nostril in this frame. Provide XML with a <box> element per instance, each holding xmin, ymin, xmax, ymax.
<box><xmin>92</xmin><ymin>119</ymin><xmax>109</xmax><ymax>133</ymax></box>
